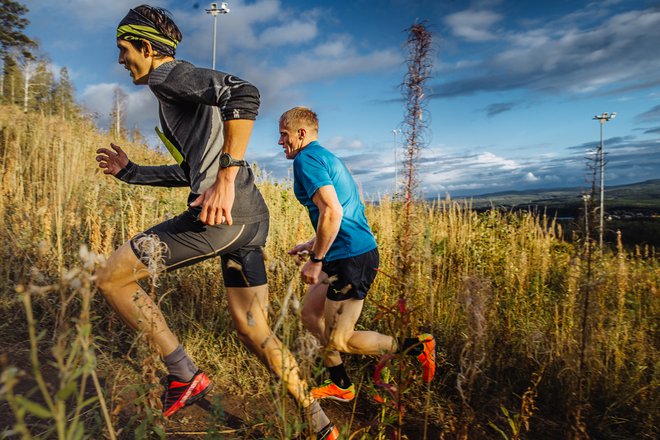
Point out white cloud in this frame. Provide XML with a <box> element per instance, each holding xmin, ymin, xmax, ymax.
<box><xmin>524</xmin><ymin>172</ymin><xmax>539</xmax><ymax>182</ymax></box>
<box><xmin>81</xmin><ymin>83</ymin><xmax>117</xmax><ymax>118</ymax></box>
<box><xmin>325</xmin><ymin>136</ymin><xmax>367</xmax><ymax>152</ymax></box>
<box><xmin>174</xmin><ymin>0</ymin><xmax>320</xmax><ymax>54</ymax></box>
<box><xmin>313</xmin><ymin>38</ymin><xmax>351</xmax><ymax>58</ymax></box>
<box><xmin>543</xmin><ymin>175</ymin><xmax>562</xmax><ymax>183</ymax></box>
<box><xmin>475</xmin><ymin>152</ymin><xmax>521</xmax><ymax>170</ymax></box>
<box><xmin>259</xmin><ymin>20</ymin><xmax>319</xmax><ymax>46</ymax></box>
<box><xmin>434</xmin><ymin>7</ymin><xmax>660</xmax><ymax>97</ymax></box>
<box><xmin>444</xmin><ymin>9</ymin><xmax>502</xmax><ymax>42</ymax></box>
<box><xmin>126</xmin><ymin>88</ymin><xmax>160</xmax><ymax>130</ymax></box>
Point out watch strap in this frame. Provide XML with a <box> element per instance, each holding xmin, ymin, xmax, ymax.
<box><xmin>309</xmin><ymin>251</ymin><xmax>324</xmax><ymax>263</ymax></box>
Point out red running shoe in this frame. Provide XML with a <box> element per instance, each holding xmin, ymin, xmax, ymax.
<box><xmin>417</xmin><ymin>334</ymin><xmax>436</xmax><ymax>382</ymax></box>
<box><xmin>161</xmin><ymin>370</ymin><xmax>212</xmax><ymax>418</ymax></box>
<box><xmin>317</xmin><ymin>423</ymin><xmax>340</xmax><ymax>440</ymax></box>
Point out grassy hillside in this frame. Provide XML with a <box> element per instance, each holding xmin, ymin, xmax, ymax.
<box><xmin>0</xmin><ymin>105</ymin><xmax>658</xmax><ymax>439</ymax></box>
<box><xmin>460</xmin><ymin>179</ymin><xmax>660</xmax><ymax>212</ymax></box>
<box><xmin>453</xmin><ymin>180</ymin><xmax>660</xmax><ymax>248</ymax></box>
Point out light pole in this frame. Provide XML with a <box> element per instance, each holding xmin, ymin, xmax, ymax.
<box><xmin>392</xmin><ymin>129</ymin><xmax>401</xmax><ymax>194</ymax></box>
<box><xmin>593</xmin><ymin>111</ymin><xmax>616</xmax><ymax>248</ymax></box>
<box><xmin>205</xmin><ymin>2</ymin><xmax>230</xmax><ymax>70</ymax></box>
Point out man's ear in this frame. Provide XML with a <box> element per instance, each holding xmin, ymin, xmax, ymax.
<box><xmin>141</xmin><ymin>40</ymin><xmax>154</xmax><ymax>58</ymax></box>
<box><xmin>298</xmin><ymin>128</ymin><xmax>306</xmax><ymax>139</ymax></box>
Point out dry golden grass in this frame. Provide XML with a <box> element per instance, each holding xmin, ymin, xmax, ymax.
<box><xmin>0</xmin><ymin>105</ymin><xmax>658</xmax><ymax>439</ymax></box>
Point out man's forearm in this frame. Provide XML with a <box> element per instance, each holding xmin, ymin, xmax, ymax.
<box><xmin>210</xmin><ymin>119</ymin><xmax>255</xmax><ymax>188</ymax></box>
<box><xmin>222</xmin><ymin>119</ymin><xmax>254</xmax><ymax>159</ymax></box>
<box><xmin>116</xmin><ymin>162</ymin><xmax>188</xmax><ymax>187</ymax></box>
<box><xmin>312</xmin><ymin>209</ymin><xmax>342</xmax><ymax>259</ymax></box>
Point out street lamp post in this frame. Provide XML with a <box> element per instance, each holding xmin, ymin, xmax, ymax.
<box><xmin>593</xmin><ymin>111</ymin><xmax>616</xmax><ymax>249</ymax></box>
<box><xmin>205</xmin><ymin>2</ymin><xmax>230</xmax><ymax>70</ymax></box>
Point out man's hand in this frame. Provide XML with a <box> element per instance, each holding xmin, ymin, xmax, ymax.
<box><xmin>189</xmin><ymin>179</ymin><xmax>235</xmax><ymax>226</ymax></box>
<box><xmin>288</xmin><ymin>241</ymin><xmax>314</xmax><ymax>263</ymax></box>
<box><xmin>300</xmin><ymin>260</ymin><xmax>323</xmax><ymax>285</ymax></box>
<box><xmin>190</xmin><ymin>119</ymin><xmax>253</xmax><ymax>226</ymax></box>
<box><xmin>96</xmin><ymin>143</ymin><xmax>129</xmax><ymax>175</ymax></box>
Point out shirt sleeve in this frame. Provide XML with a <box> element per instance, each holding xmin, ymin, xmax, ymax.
<box><xmin>115</xmin><ymin>161</ymin><xmax>189</xmax><ymax>187</ymax></box>
<box><xmin>159</xmin><ymin>67</ymin><xmax>260</xmax><ymax>121</ymax></box>
<box><xmin>294</xmin><ymin>153</ymin><xmax>333</xmax><ymax>199</ymax></box>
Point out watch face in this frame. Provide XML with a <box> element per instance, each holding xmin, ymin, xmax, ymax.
<box><xmin>220</xmin><ymin>153</ymin><xmax>231</xmax><ymax>167</ymax></box>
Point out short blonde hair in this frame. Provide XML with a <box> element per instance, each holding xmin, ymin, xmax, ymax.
<box><xmin>279</xmin><ymin>106</ymin><xmax>319</xmax><ymax>133</ymax></box>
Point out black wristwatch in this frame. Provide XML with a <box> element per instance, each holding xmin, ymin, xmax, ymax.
<box><xmin>219</xmin><ymin>152</ymin><xmax>248</xmax><ymax>168</ymax></box>
<box><xmin>309</xmin><ymin>251</ymin><xmax>324</xmax><ymax>263</ymax></box>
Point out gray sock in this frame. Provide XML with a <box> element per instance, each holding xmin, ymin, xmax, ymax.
<box><xmin>163</xmin><ymin>345</ymin><xmax>198</xmax><ymax>382</ymax></box>
<box><xmin>306</xmin><ymin>400</ymin><xmax>330</xmax><ymax>433</ymax></box>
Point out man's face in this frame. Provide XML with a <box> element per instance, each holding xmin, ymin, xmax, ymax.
<box><xmin>278</xmin><ymin>123</ymin><xmax>303</xmax><ymax>160</ymax></box>
<box><xmin>117</xmin><ymin>39</ymin><xmax>151</xmax><ymax>85</ymax></box>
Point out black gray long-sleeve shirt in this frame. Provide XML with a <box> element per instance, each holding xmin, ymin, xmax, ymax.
<box><xmin>115</xmin><ymin>60</ymin><xmax>268</xmax><ymax>224</ymax></box>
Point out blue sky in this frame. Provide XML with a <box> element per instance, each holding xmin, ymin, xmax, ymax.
<box><xmin>22</xmin><ymin>0</ymin><xmax>660</xmax><ymax>198</ymax></box>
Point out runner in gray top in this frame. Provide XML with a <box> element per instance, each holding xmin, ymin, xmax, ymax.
<box><xmin>95</xmin><ymin>6</ymin><xmax>338</xmax><ymax>438</ymax></box>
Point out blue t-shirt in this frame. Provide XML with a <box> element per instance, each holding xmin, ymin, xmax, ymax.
<box><xmin>293</xmin><ymin>141</ymin><xmax>377</xmax><ymax>261</ymax></box>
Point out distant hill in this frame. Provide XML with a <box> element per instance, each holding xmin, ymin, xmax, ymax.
<box><xmin>450</xmin><ymin>179</ymin><xmax>660</xmax><ymax>215</ymax></box>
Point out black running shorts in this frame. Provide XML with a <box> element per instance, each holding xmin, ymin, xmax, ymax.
<box><xmin>322</xmin><ymin>248</ymin><xmax>379</xmax><ymax>301</ymax></box>
<box><xmin>130</xmin><ymin>205</ymin><xmax>268</xmax><ymax>288</ymax></box>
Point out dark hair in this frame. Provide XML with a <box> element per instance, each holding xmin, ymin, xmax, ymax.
<box><xmin>129</xmin><ymin>5</ymin><xmax>182</xmax><ymax>57</ymax></box>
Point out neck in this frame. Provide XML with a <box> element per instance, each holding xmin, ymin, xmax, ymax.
<box><xmin>152</xmin><ymin>56</ymin><xmax>175</xmax><ymax>70</ymax></box>
<box><xmin>302</xmin><ymin>137</ymin><xmax>318</xmax><ymax>148</ymax></box>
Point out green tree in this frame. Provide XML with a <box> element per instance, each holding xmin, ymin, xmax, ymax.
<box><xmin>2</xmin><ymin>52</ymin><xmax>21</xmax><ymax>104</ymax></box>
<box><xmin>51</xmin><ymin>66</ymin><xmax>76</xmax><ymax>118</ymax></box>
<box><xmin>1</xmin><ymin>0</ymin><xmax>36</xmax><ymax>104</ymax></box>
<box><xmin>30</xmin><ymin>59</ymin><xmax>54</xmax><ymax>113</ymax></box>
<box><xmin>0</xmin><ymin>0</ymin><xmax>36</xmax><ymax>58</ymax></box>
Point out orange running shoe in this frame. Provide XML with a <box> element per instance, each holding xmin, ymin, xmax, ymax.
<box><xmin>311</xmin><ymin>379</ymin><xmax>355</xmax><ymax>402</ymax></box>
<box><xmin>417</xmin><ymin>333</ymin><xmax>436</xmax><ymax>382</ymax></box>
<box><xmin>317</xmin><ymin>423</ymin><xmax>340</xmax><ymax>440</ymax></box>
<box><xmin>161</xmin><ymin>370</ymin><xmax>212</xmax><ymax>418</ymax></box>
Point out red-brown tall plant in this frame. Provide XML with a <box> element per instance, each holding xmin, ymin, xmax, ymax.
<box><xmin>374</xmin><ymin>22</ymin><xmax>434</xmax><ymax>439</ymax></box>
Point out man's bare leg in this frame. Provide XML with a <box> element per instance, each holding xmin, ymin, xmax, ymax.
<box><xmin>97</xmin><ymin>241</ymin><xmax>214</xmax><ymax>418</ymax></box>
<box><xmin>301</xmin><ymin>282</ymin><xmax>343</xmax><ymax>368</ymax></box>
<box><xmin>227</xmin><ymin>284</ymin><xmax>314</xmax><ymax>406</ymax></box>
<box><xmin>324</xmin><ymin>298</ymin><xmax>396</xmax><ymax>355</ymax></box>
<box><xmin>227</xmin><ymin>285</ymin><xmax>333</xmax><ymax>434</ymax></box>
<box><xmin>95</xmin><ymin>242</ymin><xmax>180</xmax><ymax>356</ymax></box>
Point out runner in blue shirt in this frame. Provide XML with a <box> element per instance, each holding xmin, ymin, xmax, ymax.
<box><xmin>278</xmin><ymin>107</ymin><xmax>436</xmax><ymax>402</ymax></box>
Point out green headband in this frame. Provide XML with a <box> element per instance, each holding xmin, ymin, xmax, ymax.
<box><xmin>116</xmin><ymin>24</ymin><xmax>178</xmax><ymax>49</ymax></box>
